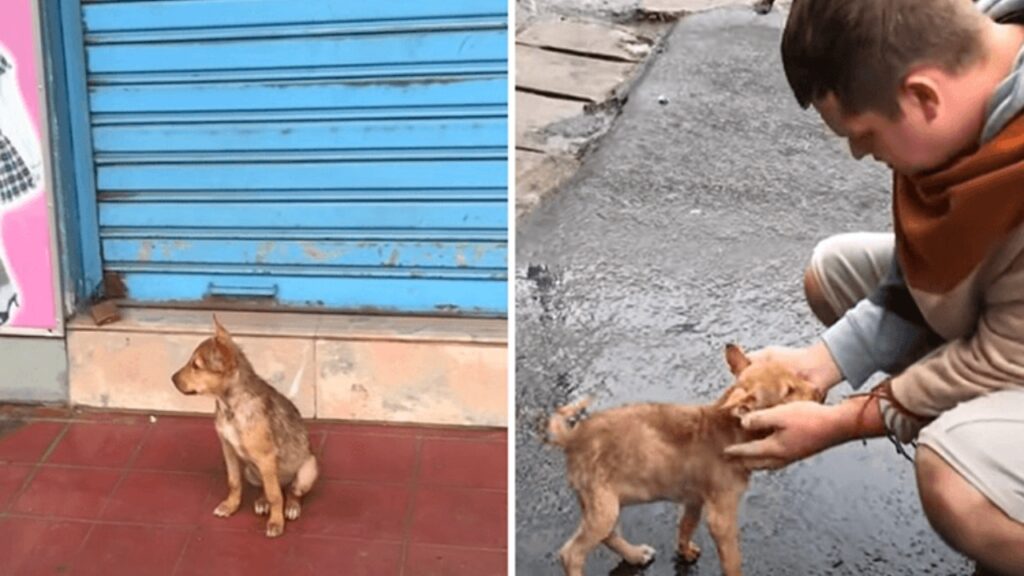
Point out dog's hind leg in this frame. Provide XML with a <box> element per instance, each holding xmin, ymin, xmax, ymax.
<box><xmin>559</xmin><ymin>489</ymin><xmax>618</xmax><ymax>576</ymax></box>
<box><xmin>706</xmin><ymin>486</ymin><xmax>745</xmax><ymax>576</ymax></box>
<box><xmin>284</xmin><ymin>455</ymin><xmax>318</xmax><ymax>521</ymax></box>
<box><xmin>676</xmin><ymin>499</ymin><xmax>704</xmax><ymax>563</ymax></box>
<box><xmin>603</xmin><ymin>525</ymin><xmax>655</xmax><ymax>566</ymax></box>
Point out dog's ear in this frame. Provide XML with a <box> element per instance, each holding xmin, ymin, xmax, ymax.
<box><xmin>212</xmin><ymin>314</ymin><xmax>232</xmax><ymax>343</ymax></box>
<box><xmin>725</xmin><ymin>344</ymin><xmax>751</xmax><ymax>376</ymax></box>
<box><xmin>717</xmin><ymin>385</ymin><xmax>753</xmax><ymax>418</ymax></box>
<box><xmin>204</xmin><ymin>338</ymin><xmax>237</xmax><ymax>374</ymax></box>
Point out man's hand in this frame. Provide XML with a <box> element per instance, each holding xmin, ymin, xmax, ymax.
<box><xmin>724</xmin><ymin>395</ymin><xmax>885</xmax><ymax>470</ymax></box>
<box><xmin>749</xmin><ymin>340</ymin><xmax>843</xmax><ymax>398</ymax></box>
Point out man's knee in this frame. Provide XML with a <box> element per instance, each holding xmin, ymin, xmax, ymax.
<box><xmin>916</xmin><ymin>447</ymin><xmax>997</xmax><ymax>558</ymax></box>
<box><xmin>803</xmin><ymin>266</ymin><xmax>839</xmax><ymax>327</ymax></box>
<box><xmin>916</xmin><ymin>447</ymin><xmax>961</xmax><ymax>541</ymax></box>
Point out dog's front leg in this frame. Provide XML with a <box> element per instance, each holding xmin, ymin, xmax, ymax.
<box><xmin>213</xmin><ymin>438</ymin><xmax>242</xmax><ymax>517</ymax></box>
<box><xmin>254</xmin><ymin>456</ymin><xmax>286</xmax><ymax>538</ymax></box>
<box><xmin>706</xmin><ymin>486</ymin><xmax>745</xmax><ymax>576</ymax></box>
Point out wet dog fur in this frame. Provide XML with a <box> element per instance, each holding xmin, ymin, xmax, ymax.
<box><xmin>547</xmin><ymin>344</ymin><xmax>820</xmax><ymax>576</ymax></box>
<box><xmin>172</xmin><ymin>316</ymin><xmax>318</xmax><ymax>538</ymax></box>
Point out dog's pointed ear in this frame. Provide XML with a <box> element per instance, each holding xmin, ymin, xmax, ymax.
<box><xmin>213</xmin><ymin>314</ymin><xmax>232</xmax><ymax>343</ymax></box>
<box><xmin>725</xmin><ymin>344</ymin><xmax>751</xmax><ymax>376</ymax></box>
<box><xmin>207</xmin><ymin>338</ymin><xmax>237</xmax><ymax>374</ymax></box>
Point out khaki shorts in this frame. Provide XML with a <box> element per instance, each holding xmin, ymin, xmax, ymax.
<box><xmin>810</xmin><ymin>232</ymin><xmax>1024</xmax><ymax>523</ymax></box>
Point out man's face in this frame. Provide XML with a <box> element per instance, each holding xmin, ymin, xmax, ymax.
<box><xmin>813</xmin><ymin>92</ymin><xmax>951</xmax><ymax>176</ymax></box>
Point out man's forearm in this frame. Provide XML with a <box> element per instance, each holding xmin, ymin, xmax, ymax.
<box><xmin>828</xmin><ymin>394</ymin><xmax>887</xmax><ymax>445</ymax></box>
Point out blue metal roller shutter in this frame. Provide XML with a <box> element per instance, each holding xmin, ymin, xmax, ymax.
<box><xmin>77</xmin><ymin>0</ymin><xmax>508</xmax><ymax>316</ymax></box>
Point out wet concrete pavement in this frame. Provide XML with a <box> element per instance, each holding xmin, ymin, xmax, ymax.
<box><xmin>515</xmin><ymin>8</ymin><xmax>973</xmax><ymax>576</ymax></box>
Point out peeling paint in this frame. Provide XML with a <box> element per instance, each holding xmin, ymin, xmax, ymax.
<box><xmin>138</xmin><ymin>241</ymin><xmax>153</xmax><ymax>262</ymax></box>
<box><xmin>255</xmin><ymin>241</ymin><xmax>274</xmax><ymax>264</ymax></box>
<box><xmin>302</xmin><ymin>243</ymin><xmax>326</xmax><ymax>261</ymax></box>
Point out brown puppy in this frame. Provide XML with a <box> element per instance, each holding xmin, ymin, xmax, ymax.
<box><xmin>172</xmin><ymin>316</ymin><xmax>318</xmax><ymax>538</ymax></box>
<box><xmin>548</xmin><ymin>344</ymin><xmax>819</xmax><ymax>576</ymax></box>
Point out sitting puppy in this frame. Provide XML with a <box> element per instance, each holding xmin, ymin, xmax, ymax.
<box><xmin>172</xmin><ymin>316</ymin><xmax>318</xmax><ymax>537</ymax></box>
<box><xmin>547</xmin><ymin>344</ymin><xmax>820</xmax><ymax>576</ymax></box>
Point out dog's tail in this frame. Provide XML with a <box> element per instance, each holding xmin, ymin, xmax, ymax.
<box><xmin>546</xmin><ymin>396</ymin><xmax>591</xmax><ymax>447</ymax></box>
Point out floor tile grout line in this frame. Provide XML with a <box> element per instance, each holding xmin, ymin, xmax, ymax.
<box><xmin>4</xmin><ymin>420</ymin><xmax>71</xmax><ymax>517</ymax></box>
<box><xmin>12</xmin><ymin>459</ymin><xmax>492</xmax><ymax>490</ymax></box>
<box><xmin>319</xmin><ymin>429</ymin><xmax>508</xmax><ymax>442</ymax></box>
<box><xmin>94</xmin><ymin>420</ymin><xmax>155</xmax><ymax>520</ymax></box>
<box><xmin>397</xmin><ymin>433</ymin><xmax>424</xmax><ymax>576</ymax></box>
<box><xmin>124</xmin><ymin>420</ymin><xmax>157</xmax><ymax>470</ymax></box>
<box><xmin>169</xmin><ymin>521</ymin><xmax>198</xmax><ymax>576</ymax></box>
<box><xmin>3</xmin><ymin>508</ymin><xmax>415</xmax><ymax>544</ymax></box>
<box><xmin>10</xmin><ymin>414</ymin><xmax>506</xmax><ymax>441</ymax></box>
<box><xmin>17</xmin><ymin>457</ymin><xmax>503</xmax><ymax>487</ymax></box>
<box><xmin>61</xmin><ymin>417</ymin><xmax>161</xmax><ymax>573</ymax></box>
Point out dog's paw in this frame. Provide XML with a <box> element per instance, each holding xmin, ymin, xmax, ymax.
<box><xmin>285</xmin><ymin>499</ymin><xmax>302</xmax><ymax>521</ymax></box>
<box><xmin>213</xmin><ymin>499</ymin><xmax>239</xmax><ymax>518</ymax></box>
<box><xmin>624</xmin><ymin>544</ymin><xmax>656</xmax><ymax>566</ymax></box>
<box><xmin>637</xmin><ymin>545</ymin><xmax>657</xmax><ymax>565</ymax></box>
<box><xmin>254</xmin><ymin>496</ymin><xmax>270</xmax><ymax>516</ymax></box>
<box><xmin>265</xmin><ymin>519</ymin><xmax>284</xmax><ymax>538</ymax></box>
<box><xmin>677</xmin><ymin>541</ymin><xmax>701</xmax><ymax>564</ymax></box>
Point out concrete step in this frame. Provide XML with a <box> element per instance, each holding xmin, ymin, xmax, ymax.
<box><xmin>66</xmin><ymin>308</ymin><xmax>507</xmax><ymax>427</ymax></box>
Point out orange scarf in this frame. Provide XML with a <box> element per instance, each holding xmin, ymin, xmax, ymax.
<box><xmin>894</xmin><ymin>113</ymin><xmax>1024</xmax><ymax>293</ymax></box>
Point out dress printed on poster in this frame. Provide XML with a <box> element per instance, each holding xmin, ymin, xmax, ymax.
<box><xmin>0</xmin><ymin>44</ymin><xmax>44</xmax><ymax>325</ymax></box>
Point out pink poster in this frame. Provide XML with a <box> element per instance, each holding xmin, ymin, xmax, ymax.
<box><xmin>0</xmin><ymin>0</ymin><xmax>57</xmax><ymax>333</ymax></box>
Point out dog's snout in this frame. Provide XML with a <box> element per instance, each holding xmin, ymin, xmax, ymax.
<box><xmin>171</xmin><ymin>368</ymin><xmax>195</xmax><ymax>395</ymax></box>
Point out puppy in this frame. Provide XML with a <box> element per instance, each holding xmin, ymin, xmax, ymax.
<box><xmin>547</xmin><ymin>344</ymin><xmax>819</xmax><ymax>576</ymax></box>
<box><xmin>172</xmin><ymin>316</ymin><xmax>318</xmax><ymax>537</ymax></box>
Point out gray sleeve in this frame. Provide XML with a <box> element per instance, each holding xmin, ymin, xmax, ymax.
<box><xmin>976</xmin><ymin>0</ymin><xmax>1024</xmax><ymax>21</ymax></box>
<box><xmin>819</xmin><ymin>255</ymin><xmax>941</xmax><ymax>389</ymax></box>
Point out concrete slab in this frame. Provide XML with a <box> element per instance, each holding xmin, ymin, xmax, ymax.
<box><xmin>517</xmin><ymin>17</ymin><xmax>653</xmax><ymax>62</ymax></box>
<box><xmin>67</xmin><ymin>307</ymin><xmax>506</xmax><ymax>345</ymax></box>
<box><xmin>66</xmin><ymin>308</ymin><xmax>507</xmax><ymax>427</ymax></box>
<box><xmin>641</xmin><ymin>0</ymin><xmax>757</xmax><ymax>17</ymax></box>
<box><xmin>68</xmin><ymin>330</ymin><xmax>317</xmax><ymax>418</ymax></box>
<box><xmin>516</xmin><ymin>150</ymin><xmax>581</xmax><ymax>217</ymax></box>
<box><xmin>516</xmin><ymin>45</ymin><xmax>636</xmax><ymax>103</ymax></box>
<box><xmin>516</xmin><ymin>91</ymin><xmax>587</xmax><ymax>150</ymax></box>
<box><xmin>0</xmin><ymin>337</ymin><xmax>67</xmax><ymax>403</ymax></box>
<box><xmin>316</xmin><ymin>339</ymin><xmax>506</xmax><ymax>427</ymax></box>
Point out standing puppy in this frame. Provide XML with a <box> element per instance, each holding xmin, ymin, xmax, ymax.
<box><xmin>172</xmin><ymin>316</ymin><xmax>318</xmax><ymax>537</ymax></box>
<box><xmin>548</xmin><ymin>344</ymin><xmax>821</xmax><ymax>576</ymax></box>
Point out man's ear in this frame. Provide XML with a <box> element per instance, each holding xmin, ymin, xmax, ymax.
<box><xmin>725</xmin><ymin>344</ymin><xmax>751</xmax><ymax>376</ymax></box>
<box><xmin>902</xmin><ymin>72</ymin><xmax>941</xmax><ymax>123</ymax></box>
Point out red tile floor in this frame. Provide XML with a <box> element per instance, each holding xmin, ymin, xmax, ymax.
<box><xmin>0</xmin><ymin>406</ymin><xmax>507</xmax><ymax>576</ymax></box>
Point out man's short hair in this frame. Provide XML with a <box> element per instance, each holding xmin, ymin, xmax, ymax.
<box><xmin>782</xmin><ymin>0</ymin><xmax>987</xmax><ymax>117</ymax></box>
